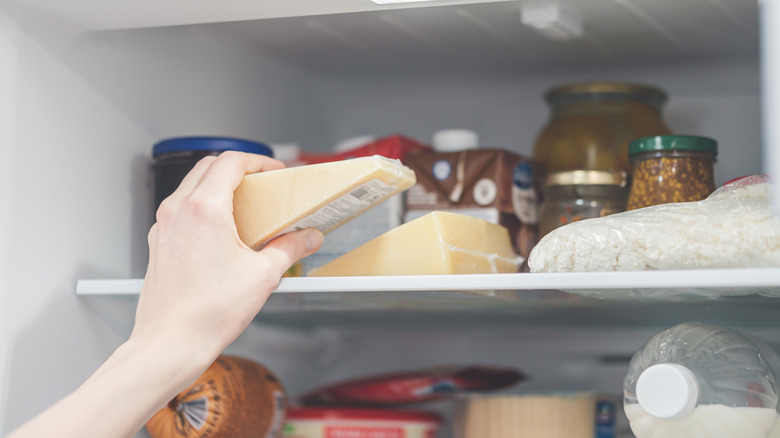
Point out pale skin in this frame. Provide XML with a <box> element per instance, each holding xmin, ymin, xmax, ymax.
<box><xmin>7</xmin><ymin>151</ymin><xmax>324</xmax><ymax>438</ymax></box>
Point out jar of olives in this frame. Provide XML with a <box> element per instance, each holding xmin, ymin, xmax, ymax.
<box><xmin>532</xmin><ymin>82</ymin><xmax>672</xmax><ymax>173</ymax></box>
<box><xmin>627</xmin><ymin>135</ymin><xmax>717</xmax><ymax>210</ymax></box>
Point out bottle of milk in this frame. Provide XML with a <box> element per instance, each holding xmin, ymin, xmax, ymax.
<box><xmin>623</xmin><ymin>322</ymin><xmax>779</xmax><ymax>438</ymax></box>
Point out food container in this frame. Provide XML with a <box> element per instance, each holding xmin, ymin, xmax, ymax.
<box><xmin>151</xmin><ymin>136</ymin><xmax>273</xmax><ymax>212</ymax></box>
<box><xmin>453</xmin><ymin>392</ymin><xmax>625</xmax><ymax>438</ymax></box>
<box><xmin>532</xmin><ymin>81</ymin><xmax>672</xmax><ymax>173</ymax></box>
<box><xmin>298</xmin><ymin>365</ymin><xmax>524</xmax><ymax>406</ymax></box>
<box><xmin>539</xmin><ymin>170</ymin><xmax>628</xmax><ymax>237</ymax></box>
<box><xmin>283</xmin><ymin>407</ymin><xmax>442</xmax><ymax>438</ymax></box>
<box><xmin>403</xmin><ymin>148</ymin><xmax>545</xmax><ymax>259</ymax></box>
<box><xmin>627</xmin><ymin>135</ymin><xmax>717</xmax><ymax>210</ymax></box>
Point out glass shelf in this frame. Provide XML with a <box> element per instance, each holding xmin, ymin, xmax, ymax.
<box><xmin>76</xmin><ymin>268</ymin><xmax>780</xmax><ymax>330</ymax></box>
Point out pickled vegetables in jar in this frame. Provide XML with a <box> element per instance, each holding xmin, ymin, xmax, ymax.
<box><xmin>627</xmin><ymin>135</ymin><xmax>717</xmax><ymax>210</ymax></box>
<box><xmin>539</xmin><ymin>170</ymin><xmax>628</xmax><ymax>237</ymax></box>
<box><xmin>533</xmin><ymin>81</ymin><xmax>672</xmax><ymax>173</ymax></box>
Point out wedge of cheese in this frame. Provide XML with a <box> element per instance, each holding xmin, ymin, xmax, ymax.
<box><xmin>307</xmin><ymin>211</ymin><xmax>522</xmax><ymax>276</ymax></box>
<box><xmin>234</xmin><ymin>155</ymin><xmax>416</xmax><ymax>250</ymax></box>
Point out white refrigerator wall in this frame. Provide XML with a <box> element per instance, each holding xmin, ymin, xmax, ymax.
<box><xmin>0</xmin><ymin>12</ymin><xmax>332</xmax><ymax>433</ymax></box>
<box><xmin>0</xmin><ymin>7</ymin><xmax>767</xmax><ymax>438</ymax></box>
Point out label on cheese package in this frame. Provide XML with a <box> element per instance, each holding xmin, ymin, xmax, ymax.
<box><xmin>273</xmin><ymin>179</ymin><xmax>398</xmax><ymax>240</ymax></box>
<box><xmin>307</xmin><ymin>211</ymin><xmax>523</xmax><ymax>277</ymax></box>
<box><xmin>233</xmin><ymin>155</ymin><xmax>416</xmax><ymax>250</ymax></box>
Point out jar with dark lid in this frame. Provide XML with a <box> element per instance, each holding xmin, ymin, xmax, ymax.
<box><xmin>151</xmin><ymin>136</ymin><xmax>273</xmax><ymax>212</ymax></box>
<box><xmin>539</xmin><ymin>170</ymin><xmax>628</xmax><ymax>237</ymax></box>
<box><xmin>533</xmin><ymin>82</ymin><xmax>672</xmax><ymax>173</ymax></box>
<box><xmin>627</xmin><ymin>135</ymin><xmax>717</xmax><ymax>210</ymax></box>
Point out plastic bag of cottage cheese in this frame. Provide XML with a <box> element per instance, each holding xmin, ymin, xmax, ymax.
<box><xmin>527</xmin><ymin>175</ymin><xmax>779</xmax><ymax>274</ymax></box>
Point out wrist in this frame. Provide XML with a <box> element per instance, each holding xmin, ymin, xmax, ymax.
<box><xmin>122</xmin><ymin>328</ymin><xmax>219</xmax><ymax>387</ymax></box>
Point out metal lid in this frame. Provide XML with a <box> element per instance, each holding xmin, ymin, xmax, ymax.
<box><xmin>545</xmin><ymin>81</ymin><xmax>668</xmax><ymax>107</ymax></box>
<box><xmin>628</xmin><ymin>135</ymin><xmax>718</xmax><ymax>156</ymax></box>
<box><xmin>152</xmin><ymin>136</ymin><xmax>273</xmax><ymax>158</ymax></box>
<box><xmin>545</xmin><ymin>170</ymin><xmax>628</xmax><ymax>187</ymax></box>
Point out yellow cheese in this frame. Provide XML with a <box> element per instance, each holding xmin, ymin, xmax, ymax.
<box><xmin>233</xmin><ymin>155</ymin><xmax>415</xmax><ymax>250</ymax></box>
<box><xmin>307</xmin><ymin>211</ymin><xmax>522</xmax><ymax>276</ymax></box>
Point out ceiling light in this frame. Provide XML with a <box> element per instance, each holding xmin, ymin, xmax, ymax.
<box><xmin>521</xmin><ymin>3</ymin><xmax>583</xmax><ymax>40</ymax></box>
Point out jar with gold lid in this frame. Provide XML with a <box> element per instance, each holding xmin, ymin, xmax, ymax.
<box><xmin>539</xmin><ymin>170</ymin><xmax>628</xmax><ymax>237</ymax></box>
<box><xmin>532</xmin><ymin>82</ymin><xmax>672</xmax><ymax>173</ymax></box>
<box><xmin>627</xmin><ymin>135</ymin><xmax>717</xmax><ymax>210</ymax></box>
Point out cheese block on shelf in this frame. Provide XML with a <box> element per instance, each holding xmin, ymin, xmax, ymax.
<box><xmin>307</xmin><ymin>211</ymin><xmax>523</xmax><ymax>277</ymax></box>
<box><xmin>234</xmin><ymin>155</ymin><xmax>416</xmax><ymax>250</ymax></box>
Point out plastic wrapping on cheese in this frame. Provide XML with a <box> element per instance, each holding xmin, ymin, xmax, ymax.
<box><xmin>233</xmin><ymin>155</ymin><xmax>415</xmax><ymax>250</ymax></box>
<box><xmin>528</xmin><ymin>175</ymin><xmax>780</xmax><ymax>272</ymax></box>
<box><xmin>307</xmin><ymin>211</ymin><xmax>523</xmax><ymax>276</ymax></box>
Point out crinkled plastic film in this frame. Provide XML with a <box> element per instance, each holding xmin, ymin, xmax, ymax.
<box><xmin>710</xmin><ymin>174</ymin><xmax>771</xmax><ymax>198</ymax></box>
<box><xmin>528</xmin><ymin>175</ymin><xmax>780</xmax><ymax>276</ymax></box>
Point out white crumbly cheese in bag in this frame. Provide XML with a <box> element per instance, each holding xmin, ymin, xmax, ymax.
<box><xmin>528</xmin><ymin>178</ymin><xmax>780</xmax><ymax>272</ymax></box>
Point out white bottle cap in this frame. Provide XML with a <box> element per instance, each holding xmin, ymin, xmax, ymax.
<box><xmin>636</xmin><ymin>363</ymin><xmax>700</xmax><ymax>420</ymax></box>
<box><xmin>432</xmin><ymin>129</ymin><xmax>479</xmax><ymax>152</ymax></box>
<box><xmin>335</xmin><ymin>135</ymin><xmax>376</xmax><ymax>153</ymax></box>
<box><xmin>270</xmin><ymin>143</ymin><xmax>301</xmax><ymax>163</ymax></box>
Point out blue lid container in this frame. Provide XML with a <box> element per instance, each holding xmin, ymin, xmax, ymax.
<box><xmin>152</xmin><ymin>136</ymin><xmax>273</xmax><ymax>158</ymax></box>
<box><xmin>151</xmin><ymin>136</ymin><xmax>274</xmax><ymax>213</ymax></box>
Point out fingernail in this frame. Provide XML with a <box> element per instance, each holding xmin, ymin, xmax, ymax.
<box><xmin>305</xmin><ymin>229</ymin><xmax>324</xmax><ymax>252</ymax></box>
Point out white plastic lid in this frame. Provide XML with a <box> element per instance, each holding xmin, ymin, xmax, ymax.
<box><xmin>432</xmin><ymin>129</ymin><xmax>479</xmax><ymax>152</ymax></box>
<box><xmin>636</xmin><ymin>363</ymin><xmax>700</xmax><ymax>420</ymax></box>
<box><xmin>335</xmin><ymin>135</ymin><xmax>376</xmax><ymax>153</ymax></box>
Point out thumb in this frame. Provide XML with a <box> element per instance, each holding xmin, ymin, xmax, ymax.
<box><xmin>259</xmin><ymin>228</ymin><xmax>324</xmax><ymax>276</ymax></box>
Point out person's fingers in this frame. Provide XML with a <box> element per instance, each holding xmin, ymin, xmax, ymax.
<box><xmin>194</xmin><ymin>151</ymin><xmax>285</xmax><ymax>202</ymax></box>
<box><xmin>162</xmin><ymin>155</ymin><xmax>220</xmax><ymax>202</ymax></box>
<box><xmin>258</xmin><ymin>228</ymin><xmax>324</xmax><ymax>277</ymax></box>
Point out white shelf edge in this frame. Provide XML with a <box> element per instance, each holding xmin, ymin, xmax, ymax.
<box><xmin>77</xmin><ymin>278</ymin><xmax>144</xmax><ymax>295</ymax></box>
<box><xmin>75</xmin><ymin>268</ymin><xmax>780</xmax><ymax>296</ymax></box>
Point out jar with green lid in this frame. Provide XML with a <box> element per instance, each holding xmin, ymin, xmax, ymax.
<box><xmin>627</xmin><ymin>135</ymin><xmax>717</xmax><ymax>210</ymax></box>
<box><xmin>539</xmin><ymin>170</ymin><xmax>628</xmax><ymax>237</ymax></box>
<box><xmin>533</xmin><ymin>82</ymin><xmax>672</xmax><ymax>173</ymax></box>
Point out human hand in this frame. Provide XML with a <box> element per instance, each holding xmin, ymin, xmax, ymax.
<box><xmin>132</xmin><ymin>151</ymin><xmax>323</xmax><ymax>367</ymax></box>
<box><xmin>8</xmin><ymin>151</ymin><xmax>324</xmax><ymax>438</ymax></box>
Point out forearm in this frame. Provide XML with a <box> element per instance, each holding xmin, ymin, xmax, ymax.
<box><xmin>6</xmin><ymin>152</ymin><xmax>321</xmax><ymax>438</ymax></box>
<box><xmin>7</xmin><ymin>336</ymin><xmax>214</xmax><ymax>438</ymax></box>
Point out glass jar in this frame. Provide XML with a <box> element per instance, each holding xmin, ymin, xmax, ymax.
<box><xmin>151</xmin><ymin>136</ymin><xmax>273</xmax><ymax>212</ymax></box>
<box><xmin>627</xmin><ymin>135</ymin><xmax>717</xmax><ymax>210</ymax></box>
<box><xmin>533</xmin><ymin>82</ymin><xmax>672</xmax><ymax>173</ymax></box>
<box><xmin>539</xmin><ymin>170</ymin><xmax>628</xmax><ymax>237</ymax></box>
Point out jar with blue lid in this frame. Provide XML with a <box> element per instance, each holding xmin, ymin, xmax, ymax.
<box><xmin>151</xmin><ymin>136</ymin><xmax>273</xmax><ymax>212</ymax></box>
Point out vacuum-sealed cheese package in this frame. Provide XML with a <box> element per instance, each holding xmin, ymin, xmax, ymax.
<box><xmin>528</xmin><ymin>175</ymin><xmax>779</xmax><ymax>273</ymax></box>
<box><xmin>308</xmin><ymin>211</ymin><xmax>523</xmax><ymax>276</ymax></box>
<box><xmin>233</xmin><ymin>155</ymin><xmax>415</xmax><ymax>250</ymax></box>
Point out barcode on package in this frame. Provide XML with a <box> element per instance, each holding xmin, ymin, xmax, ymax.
<box><xmin>350</xmin><ymin>187</ymin><xmax>369</xmax><ymax>200</ymax></box>
<box><xmin>264</xmin><ymin>179</ymin><xmax>397</xmax><ymax>244</ymax></box>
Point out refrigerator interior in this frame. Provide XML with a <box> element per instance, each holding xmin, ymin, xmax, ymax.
<box><xmin>0</xmin><ymin>0</ymin><xmax>774</xmax><ymax>435</ymax></box>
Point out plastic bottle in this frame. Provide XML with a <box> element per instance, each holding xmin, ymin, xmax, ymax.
<box><xmin>623</xmin><ymin>322</ymin><xmax>779</xmax><ymax>438</ymax></box>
